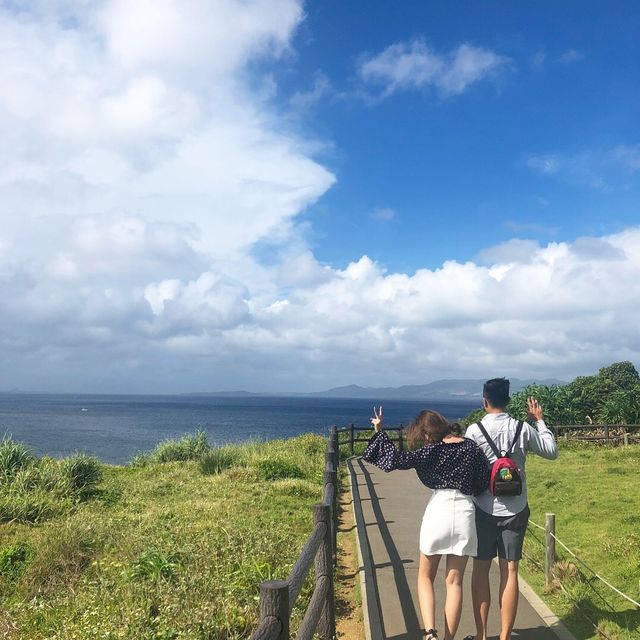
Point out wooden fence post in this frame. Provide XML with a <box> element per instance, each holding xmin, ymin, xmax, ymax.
<box><xmin>604</xmin><ymin>424</ymin><xmax>610</xmax><ymax>441</ymax></box>
<box><xmin>398</xmin><ymin>426</ymin><xmax>404</xmax><ymax>451</ymax></box>
<box><xmin>324</xmin><ymin>468</ymin><xmax>338</xmax><ymax>561</ymax></box>
<box><xmin>259</xmin><ymin>580</ymin><xmax>289</xmax><ymax>640</ymax></box>
<box><xmin>545</xmin><ymin>513</ymin><xmax>556</xmax><ymax>589</ymax></box>
<box><xmin>349</xmin><ymin>423</ymin><xmax>354</xmax><ymax>456</ymax></box>
<box><xmin>330</xmin><ymin>426</ymin><xmax>338</xmax><ymax>454</ymax></box>
<box><xmin>623</xmin><ymin>430</ymin><xmax>629</xmax><ymax>446</ymax></box>
<box><xmin>313</xmin><ymin>504</ymin><xmax>336</xmax><ymax>640</ymax></box>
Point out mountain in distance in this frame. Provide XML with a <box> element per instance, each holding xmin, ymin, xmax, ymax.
<box><xmin>185</xmin><ymin>378</ymin><xmax>565</xmax><ymax>400</ymax></box>
<box><xmin>306</xmin><ymin>378</ymin><xmax>565</xmax><ymax>400</ymax></box>
<box><xmin>185</xmin><ymin>390</ymin><xmax>257</xmax><ymax>397</ymax></box>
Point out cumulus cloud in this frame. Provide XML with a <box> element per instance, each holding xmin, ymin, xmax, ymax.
<box><xmin>0</xmin><ymin>0</ymin><xmax>334</xmax><ymax>257</ymax></box>
<box><xmin>358</xmin><ymin>39</ymin><xmax>510</xmax><ymax>98</ymax></box>
<box><xmin>1</xmin><ymin>3</ymin><xmax>640</xmax><ymax>393</ymax></box>
<box><xmin>3</xmin><ymin>214</ymin><xmax>640</xmax><ymax>392</ymax></box>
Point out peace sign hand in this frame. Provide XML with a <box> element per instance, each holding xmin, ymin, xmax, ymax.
<box><xmin>370</xmin><ymin>405</ymin><xmax>384</xmax><ymax>432</ymax></box>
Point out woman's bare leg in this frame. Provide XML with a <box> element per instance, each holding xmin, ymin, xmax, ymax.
<box><xmin>443</xmin><ymin>554</ymin><xmax>469</xmax><ymax>640</ymax></box>
<box><xmin>418</xmin><ymin>552</ymin><xmax>441</xmax><ymax>635</ymax></box>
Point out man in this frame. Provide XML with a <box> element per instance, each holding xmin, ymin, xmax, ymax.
<box><xmin>464</xmin><ymin>378</ymin><xmax>558</xmax><ymax>640</ymax></box>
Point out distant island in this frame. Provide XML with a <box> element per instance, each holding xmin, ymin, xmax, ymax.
<box><xmin>185</xmin><ymin>377</ymin><xmax>565</xmax><ymax>401</ymax></box>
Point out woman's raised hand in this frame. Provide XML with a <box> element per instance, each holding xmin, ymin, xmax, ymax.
<box><xmin>370</xmin><ymin>405</ymin><xmax>384</xmax><ymax>432</ymax></box>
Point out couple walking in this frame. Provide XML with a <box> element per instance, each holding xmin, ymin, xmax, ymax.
<box><xmin>363</xmin><ymin>378</ymin><xmax>558</xmax><ymax>640</ymax></box>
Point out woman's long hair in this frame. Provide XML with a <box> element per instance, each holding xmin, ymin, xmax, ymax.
<box><xmin>407</xmin><ymin>410</ymin><xmax>451</xmax><ymax>449</ymax></box>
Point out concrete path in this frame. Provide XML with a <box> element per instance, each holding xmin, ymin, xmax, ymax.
<box><xmin>349</xmin><ymin>457</ymin><xmax>562</xmax><ymax>640</ymax></box>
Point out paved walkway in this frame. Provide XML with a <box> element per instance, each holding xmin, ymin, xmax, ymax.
<box><xmin>349</xmin><ymin>457</ymin><xmax>561</xmax><ymax>640</ymax></box>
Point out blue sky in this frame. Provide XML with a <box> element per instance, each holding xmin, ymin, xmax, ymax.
<box><xmin>0</xmin><ymin>1</ymin><xmax>639</xmax><ymax>393</ymax></box>
<box><xmin>283</xmin><ymin>1</ymin><xmax>640</xmax><ymax>270</ymax></box>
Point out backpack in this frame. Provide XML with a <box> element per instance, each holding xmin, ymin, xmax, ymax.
<box><xmin>475</xmin><ymin>420</ymin><xmax>524</xmax><ymax>496</ymax></box>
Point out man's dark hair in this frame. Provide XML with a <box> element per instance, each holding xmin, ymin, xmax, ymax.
<box><xmin>483</xmin><ymin>378</ymin><xmax>510</xmax><ymax>409</ymax></box>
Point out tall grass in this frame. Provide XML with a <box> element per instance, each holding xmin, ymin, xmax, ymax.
<box><xmin>0</xmin><ymin>432</ymin><xmax>327</xmax><ymax>639</ymax></box>
<box><xmin>0</xmin><ymin>438</ymin><xmax>101</xmax><ymax>524</ymax></box>
<box><xmin>130</xmin><ymin>430</ymin><xmax>211</xmax><ymax>466</ymax></box>
<box><xmin>199</xmin><ymin>447</ymin><xmax>240</xmax><ymax>475</ymax></box>
<box><xmin>0</xmin><ymin>437</ymin><xmax>35</xmax><ymax>480</ymax></box>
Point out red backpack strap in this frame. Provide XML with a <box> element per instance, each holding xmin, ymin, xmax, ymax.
<box><xmin>475</xmin><ymin>421</ymin><xmax>501</xmax><ymax>459</ymax></box>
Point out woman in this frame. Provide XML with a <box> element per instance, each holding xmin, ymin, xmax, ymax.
<box><xmin>363</xmin><ymin>406</ymin><xmax>490</xmax><ymax>640</ymax></box>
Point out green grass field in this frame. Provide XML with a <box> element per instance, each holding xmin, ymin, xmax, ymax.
<box><xmin>0</xmin><ymin>433</ymin><xmax>327</xmax><ymax>639</ymax></box>
<box><xmin>523</xmin><ymin>441</ymin><xmax>640</xmax><ymax>640</ymax></box>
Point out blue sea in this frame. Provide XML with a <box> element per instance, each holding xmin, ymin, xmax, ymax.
<box><xmin>0</xmin><ymin>394</ymin><xmax>480</xmax><ymax>465</ymax></box>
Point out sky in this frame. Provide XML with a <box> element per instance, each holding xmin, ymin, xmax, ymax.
<box><xmin>1</xmin><ymin>0</ymin><xmax>639</xmax><ymax>393</ymax></box>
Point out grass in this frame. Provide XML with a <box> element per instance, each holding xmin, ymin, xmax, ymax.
<box><xmin>0</xmin><ymin>439</ymin><xmax>102</xmax><ymax>525</ymax></box>
<box><xmin>522</xmin><ymin>440</ymin><xmax>640</xmax><ymax>639</ymax></box>
<box><xmin>0</xmin><ymin>432</ymin><xmax>328</xmax><ymax>639</ymax></box>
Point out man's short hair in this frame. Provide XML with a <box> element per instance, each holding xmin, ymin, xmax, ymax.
<box><xmin>483</xmin><ymin>378</ymin><xmax>510</xmax><ymax>408</ymax></box>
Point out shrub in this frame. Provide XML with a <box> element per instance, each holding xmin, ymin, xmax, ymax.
<box><xmin>0</xmin><ymin>492</ymin><xmax>64</xmax><ymax>524</ymax></box>
<box><xmin>0</xmin><ymin>541</ymin><xmax>33</xmax><ymax>579</ymax></box>
<box><xmin>148</xmin><ymin>431</ymin><xmax>211</xmax><ymax>464</ymax></box>
<box><xmin>9</xmin><ymin>465</ymin><xmax>42</xmax><ymax>494</ymax></box>
<box><xmin>199</xmin><ymin>448</ymin><xmax>240</xmax><ymax>475</ymax></box>
<box><xmin>255</xmin><ymin>458</ymin><xmax>304</xmax><ymax>481</ymax></box>
<box><xmin>36</xmin><ymin>457</ymin><xmax>72</xmax><ymax>494</ymax></box>
<box><xmin>60</xmin><ymin>454</ymin><xmax>103</xmax><ymax>498</ymax></box>
<box><xmin>0</xmin><ymin>437</ymin><xmax>35</xmax><ymax>480</ymax></box>
<box><xmin>129</xmin><ymin>452</ymin><xmax>151</xmax><ymax>468</ymax></box>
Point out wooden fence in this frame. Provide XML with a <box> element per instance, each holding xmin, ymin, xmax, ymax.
<box><xmin>335</xmin><ymin>423</ymin><xmax>640</xmax><ymax>451</ymax></box>
<box><xmin>337</xmin><ymin>424</ymin><xmax>406</xmax><ymax>456</ymax></box>
<box><xmin>249</xmin><ymin>427</ymin><xmax>339</xmax><ymax>640</ymax></box>
<box><xmin>551</xmin><ymin>424</ymin><xmax>640</xmax><ymax>444</ymax></box>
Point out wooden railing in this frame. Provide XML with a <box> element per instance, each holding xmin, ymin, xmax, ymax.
<box><xmin>336</xmin><ymin>423</ymin><xmax>640</xmax><ymax>450</ymax></box>
<box><xmin>249</xmin><ymin>427</ymin><xmax>339</xmax><ymax>640</ymax></box>
<box><xmin>336</xmin><ymin>424</ymin><xmax>405</xmax><ymax>456</ymax></box>
<box><xmin>551</xmin><ymin>424</ymin><xmax>640</xmax><ymax>444</ymax></box>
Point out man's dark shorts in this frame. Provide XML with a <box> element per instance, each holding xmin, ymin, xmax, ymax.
<box><xmin>475</xmin><ymin>504</ymin><xmax>530</xmax><ymax>561</ymax></box>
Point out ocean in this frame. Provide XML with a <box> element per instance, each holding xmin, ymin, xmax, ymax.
<box><xmin>0</xmin><ymin>393</ymin><xmax>480</xmax><ymax>465</ymax></box>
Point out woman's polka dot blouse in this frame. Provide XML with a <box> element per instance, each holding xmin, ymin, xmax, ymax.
<box><xmin>363</xmin><ymin>430</ymin><xmax>490</xmax><ymax>496</ymax></box>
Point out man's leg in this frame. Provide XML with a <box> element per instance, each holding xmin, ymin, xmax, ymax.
<box><xmin>471</xmin><ymin>559</ymin><xmax>492</xmax><ymax>640</ymax></box>
<box><xmin>498</xmin><ymin>558</ymin><xmax>519</xmax><ymax>640</ymax></box>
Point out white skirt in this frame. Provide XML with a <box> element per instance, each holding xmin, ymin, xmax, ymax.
<box><xmin>419</xmin><ymin>489</ymin><xmax>477</xmax><ymax>557</ymax></box>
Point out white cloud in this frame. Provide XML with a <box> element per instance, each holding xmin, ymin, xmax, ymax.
<box><xmin>615</xmin><ymin>144</ymin><xmax>640</xmax><ymax>171</ymax></box>
<box><xmin>530</xmin><ymin>51</ymin><xmax>546</xmax><ymax>72</ymax></box>
<box><xmin>1</xmin><ymin>4</ymin><xmax>640</xmax><ymax>393</ymax></box>
<box><xmin>371</xmin><ymin>207</ymin><xmax>396</xmax><ymax>221</ymax></box>
<box><xmin>504</xmin><ymin>220</ymin><xmax>559</xmax><ymax>235</ymax></box>
<box><xmin>0</xmin><ymin>0</ymin><xmax>334</xmax><ymax>257</ymax></box>
<box><xmin>358</xmin><ymin>39</ymin><xmax>510</xmax><ymax>98</ymax></box>
<box><xmin>3</xmin><ymin>213</ymin><xmax>640</xmax><ymax>392</ymax></box>
<box><xmin>526</xmin><ymin>145</ymin><xmax>640</xmax><ymax>188</ymax></box>
<box><xmin>525</xmin><ymin>155</ymin><xmax>561</xmax><ymax>175</ymax></box>
<box><xmin>559</xmin><ymin>48</ymin><xmax>584</xmax><ymax>64</ymax></box>
<box><xmin>290</xmin><ymin>71</ymin><xmax>332</xmax><ymax>110</ymax></box>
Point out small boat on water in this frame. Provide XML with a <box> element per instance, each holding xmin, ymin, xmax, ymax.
<box><xmin>80</xmin><ymin>408</ymin><xmax>89</xmax><ymax>412</ymax></box>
